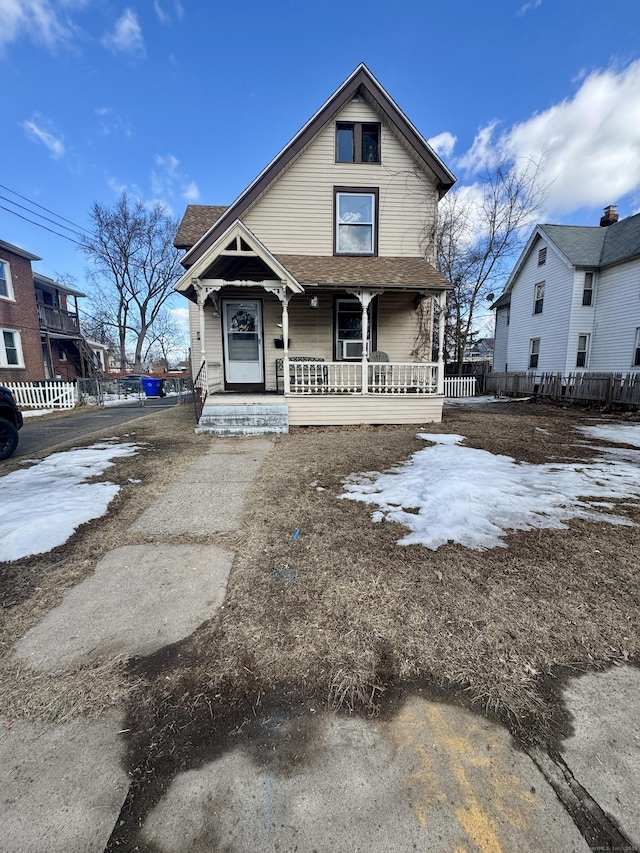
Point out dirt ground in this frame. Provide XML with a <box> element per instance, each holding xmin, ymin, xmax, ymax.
<box><xmin>2</xmin><ymin>399</ymin><xmax>639</xmax><ymax>847</ymax></box>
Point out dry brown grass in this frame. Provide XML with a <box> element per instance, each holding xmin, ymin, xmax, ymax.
<box><xmin>0</xmin><ymin>404</ymin><xmax>206</xmax><ymax>723</ymax></box>
<box><xmin>2</xmin><ymin>399</ymin><xmax>639</xmax><ymax>753</ymax></box>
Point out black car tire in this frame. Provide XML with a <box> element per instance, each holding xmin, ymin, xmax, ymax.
<box><xmin>0</xmin><ymin>417</ymin><xmax>19</xmax><ymax>460</ymax></box>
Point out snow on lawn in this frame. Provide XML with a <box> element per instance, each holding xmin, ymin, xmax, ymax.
<box><xmin>340</xmin><ymin>429</ymin><xmax>640</xmax><ymax>551</ymax></box>
<box><xmin>577</xmin><ymin>423</ymin><xmax>640</xmax><ymax>448</ymax></box>
<box><xmin>0</xmin><ymin>442</ymin><xmax>138</xmax><ymax>562</ymax></box>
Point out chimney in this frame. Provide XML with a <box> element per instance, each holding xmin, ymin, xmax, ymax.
<box><xmin>599</xmin><ymin>205</ymin><xmax>619</xmax><ymax>227</ymax></box>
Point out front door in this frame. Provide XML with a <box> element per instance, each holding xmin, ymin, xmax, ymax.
<box><xmin>222</xmin><ymin>299</ymin><xmax>264</xmax><ymax>389</ymax></box>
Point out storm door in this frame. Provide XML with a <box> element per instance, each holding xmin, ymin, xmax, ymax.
<box><xmin>222</xmin><ymin>299</ymin><xmax>264</xmax><ymax>388</ymax></box>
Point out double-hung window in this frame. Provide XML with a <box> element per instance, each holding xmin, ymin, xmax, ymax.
<box><xmin>335</xmin><ymin>188</ymin><xmax>377</xmax><ymax>255</ymax></box>
<box><xmin>582</xmin><ymin>272</ymin><xmax>594</xmax><ymax>306</ymax></box>
<box><xmin>634</xmin><ymin>329</ymin><xmax>640</xmax><ymax>368</ymax></box>
<box><xmin>336</xmin><ymin>123</ymin><xmax>380</xmax><ymax>164</ymax></box>
<box><xmin>1</xmin><ymin>329</ymin><xmax>23</xmax><ymax>367</ymax></box>
<box><xmin>529</xmin><ymin>338</ymin><xmax>540</xmax><ymax>369</ymax></box>
<box><xmin>0</xmin><ymin>260</ymin><xmax>14</xmax><ymax>300</ymax></box>
<box><xmin>533</xmin><ymin>282</ymin><xmax>545</xmax><ymax>314</ymax></box>
<box><xmin>576</xmin><ymin>334</ymin><xmax>589</xmax><ymax>368</ymax></box>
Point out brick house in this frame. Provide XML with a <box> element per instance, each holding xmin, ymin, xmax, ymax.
<box><xmin>0</xmin><ymin>238</ymin><xmax>99</xmax><ymax>384</ymax></box>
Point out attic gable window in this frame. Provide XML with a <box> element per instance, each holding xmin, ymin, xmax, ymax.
<box><xmin>336</xmin><ymin>123</ymin><xmax>380</xmax><ymax>164</ymax></box>
<box><xmin>538</xmin><ymin>247</ymin><xmax>547</xmax><ymax>266</ymax></box>
<box><xmin>335</xmin><ymin>188</ymin><xmax>378</xmax><ymax>255</ymax></box>
<box><xmin>533</xmin><ymin>281</ymin><xmax>545</xmax><ymax>314</ymax></box>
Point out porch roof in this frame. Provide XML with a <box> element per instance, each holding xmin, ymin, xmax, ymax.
<box><xmin>274</xmin><ymin>254</ymin><xmax>451</xmax><ymax>291</ymax></box>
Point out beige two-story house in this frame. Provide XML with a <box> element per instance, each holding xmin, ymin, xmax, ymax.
<box><xmin>174</xmin><ymin>64</ymin><xmax>455</xmax><ymax>434</ymax></box>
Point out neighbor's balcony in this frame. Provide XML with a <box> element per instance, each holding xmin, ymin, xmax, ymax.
<box><xmin>37</xmin><ymin>303</ymin><xmax>81</xmax><ymax>335</ymax></box>
<box><xmin>285</xmin><ymin>360</ymin><xmax>438</xmax><ymax>395</ymax></box>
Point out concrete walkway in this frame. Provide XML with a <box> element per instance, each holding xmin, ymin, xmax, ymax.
<box><xmin>1</xmin><ymin>436</ymin><xmax>639</xmax><ymax>852</ymax></box>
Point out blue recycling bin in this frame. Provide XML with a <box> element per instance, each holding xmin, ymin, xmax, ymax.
<box><xmin>141</xmin><ymin>377</ymin><xmax>163</xmax><ymax>397</ymax></box>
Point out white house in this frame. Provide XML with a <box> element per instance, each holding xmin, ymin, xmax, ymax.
<box><xmin>174</xmin><ymin>64</ymin><xmax>456</xmax><ymax>435</ymax></box>
<box><xmin>492</xmin><ymin>206</ymin><xmax>640</xmax><ymax>375</ymax></box>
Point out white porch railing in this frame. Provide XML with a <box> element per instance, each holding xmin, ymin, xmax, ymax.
<box><xmin>4</xmin><ymin>381</ymin><xmax>77</xmax><ymax>409</ymax></box>
<box><xmin>287</xmin><ymin>361</ymin><xmax>438</xmax><ymax>394</ymax></box>
<box><xmin>444</xmin><ymin>375</ymin><xmax>477</xmax><ymax>397</ymax></box>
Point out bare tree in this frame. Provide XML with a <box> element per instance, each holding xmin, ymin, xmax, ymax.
<box><xmin>142</xmin><ymin>308</ymin><xmax>185</xmax><ymax>368</ymax></box>
<box><xmin>81</xmin><ymin>193</ymin><xmax>182</xmax><ymax>371</ymax></box>
<box><xmin>435</xmin><ymin>159</ymin><xmax>547</xmax><ymax>373</ymax></box>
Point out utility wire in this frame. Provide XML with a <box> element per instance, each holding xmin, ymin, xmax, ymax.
<box><xmin>0</xmin><ymin>204</ymin><xmax>83</xmax><ymax>245</ymax></box>
<box><xmin>0</xmin><ymin>194</ymin><xmax>86</xmax><ymax>241</ymax></box>
<box><xmin>0</xmin><ymin>182</ymin><xmax>87</xmax><ymax>233</ymax></box>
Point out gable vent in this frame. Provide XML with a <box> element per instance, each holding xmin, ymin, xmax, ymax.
<box><xmin>538</xmin><ymin>247</ymin><xmax>547</xmax><ymax>266</ymax></box>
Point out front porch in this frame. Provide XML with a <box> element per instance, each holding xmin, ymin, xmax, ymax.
<box><xmin>195</xmin><ymin>361</ymin><xmax>444</xmax><ymax>434</ymax></box>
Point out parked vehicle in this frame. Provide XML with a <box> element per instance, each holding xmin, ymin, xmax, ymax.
<box><xmin>0</xmin><ymin>386</ymin><xmax>24</xmax><ymax>460</ymax></box>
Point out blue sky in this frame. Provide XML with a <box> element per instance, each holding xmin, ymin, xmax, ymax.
<box><xmin>1</xmin><ymin>0</ymin><xmax>639</xmax><ymax>304</ymax></box>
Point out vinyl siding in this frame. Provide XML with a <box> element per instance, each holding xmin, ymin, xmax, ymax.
<box><xmin>493</xmin><ymin>307</ymin><xmax>509</xmax><ymax>371</ymax></box>
<box><xmin>243</xmin><ymin>101</ymin><xmax>439</xmax><ymax>260</ymax></box>
<box><xmin>506</xmin><ymin>238</ymin><xmax>573</xmax><ymax>371</ymax></box>
<box><xmin>589</xmin><ymin>258</ymin><xmax>640</xmax><ymax>371</ymax></box>
<box><xmin>565</xmin><ymin>269</ymin><xmax>597</xmax><ymax>372</ymax></box>
<box><xmin>287</xmin><ymin>394</ymin><xmax>443</xmax><ymax>425</ymax></box>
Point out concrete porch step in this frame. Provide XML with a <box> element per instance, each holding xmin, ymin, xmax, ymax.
<box><xmin>196</xmin><ymin>404</ymin><xmax>289</xmax><ymax>436</ymax></box>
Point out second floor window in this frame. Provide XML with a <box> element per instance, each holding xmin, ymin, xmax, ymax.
<box><xmin>582</xmin><ymin>272</ymin><xmax>594</xmax><ymax>306</ymax></box>
<box><xmin>336</xmin><ymin>123</ymin><xmax>380</xmax><ymax>164</ymax></box>
<box><xmin>335</xmin><ymin>189</ymin><xmax>377</xmax><ymax>255</ymax></box>
<box><xmin>533</xmin><ymin>282</ymin><xmax>545</xmax><ymax>314</ymax></box>
<box><xmin>0</xmin><ymin>260</ymin><xmax>13</xmax><ymax>300</ymax></box>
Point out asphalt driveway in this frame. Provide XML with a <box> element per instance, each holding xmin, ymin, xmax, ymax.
<box><xmin>11</xmin><ymin>396</ymin><xmax>182</xmax><ymax>459</ymax></box>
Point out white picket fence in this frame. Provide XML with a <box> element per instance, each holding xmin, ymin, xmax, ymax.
<box><xmin>3</xmin><ymin>381</ymin><xmax>77</xmax><ymax>409</ymax></box>
<box><xmin>444</xmin><ymin>375</ymin><xmax>477</xmax><ymax>397</ymax></box>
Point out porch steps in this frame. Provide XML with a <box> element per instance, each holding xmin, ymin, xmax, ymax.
<box><xmin>196</xmin><ymin>403</ymin><xmax>289</xmax><ymax>436</ymax></box>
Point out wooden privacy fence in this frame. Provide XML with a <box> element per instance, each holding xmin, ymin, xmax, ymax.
<box><xmin>486</xmin><ymin>372</ymin><xmax>640</xmax><ymax>407</ymax></box>
<box><xmin>3</xmin><ymin>381</ymin><xmax>77</xmax><ymax>409</ymax></box>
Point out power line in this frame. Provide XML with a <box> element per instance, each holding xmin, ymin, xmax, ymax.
<box><xmin>0</xmin><ymin>194</ymin><xmax>86</xmax><ymax>240</ymax></box>
<box><xmin>0</xmin><ymin>182</ymin><xmax>87</xmax><ymax>233</ymax></box>
<box><xmin>0</xmin><ymin>204</ymin><xmax>82</xmax><ymax>245</ymax></box>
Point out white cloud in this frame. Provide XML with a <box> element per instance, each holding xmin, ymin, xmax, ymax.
<box><xmin>153</xmin><ymin>0</ymin><xmax>170</xmax><ymax>24</ymax></box>
<box><xmin>427</xmin><ymin>131</ymin><xmax>457</xmax><ymax>158</ymax></box>
<box><xmin>517</xmin><ymin>0</ymin><xmax>543</xmax><ymax>16</ymax></box>
<box><xmin>457</xmin><ymin>60</ymin><xmax>640</xmax><ymax>217</ymax></box>
<box><xmin>95</xmin><ymin>106</ymin><xmax>131</xmax><ymax>137</ymax></box>
<box><xmin>22</xmin><ymin>114</ymin><xmax>65</xmax><ymax>158</ymax></box>
<box><xmin>182</xmin><ymin>181</ymin><xmax>200</xmax><ymax>202</ymax></box>
<box><xmin>0</xmin><ymin>0</ymin><xmax>74</xmax><ymax>52</ymax></box>
<box><xmin>101</xmin><ymin>8</ymin><xmax>145</xmax><ymax>58</ymax></box>
<box><xmin>151</xmin><ymin>153</ymin><xmax>200</xmax><ymax>207</ymax></box>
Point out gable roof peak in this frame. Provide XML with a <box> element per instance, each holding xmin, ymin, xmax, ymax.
<box><xmin>179</xmin><ymin>66</ymin><xmax>456</xmax><ymax>264</ymax></box>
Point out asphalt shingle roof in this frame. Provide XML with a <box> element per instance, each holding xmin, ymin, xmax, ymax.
<box><xmin>275</xmin><ymin>254</ymin><xmax>450</xmax><ymax>289</ymax></box>
<box><xmin>174</xmin><ymin>205</ymin><xmax>227</xmax><ymax>249</ymax></box>
<box><xmin>540</xmin><ymin>211</ymin><xmax>640</xmax><ymax>268</ymax></box>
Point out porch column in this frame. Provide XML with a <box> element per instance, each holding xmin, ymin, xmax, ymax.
<box><xmin>195</xmin><ymin>281</ymin><xmax>207</xmax><ymax>367</ymax></box>
<box><xmin>348</xmin><ymin>289</ymin><xmax>375</xmax><ymax>394</ymax></box>
<box><xmin>437</xmin><ymin>290</ymin><xmax>446</xmax><ymax>395</ymax></box>
<box><xmin>281</xmin><ymin>288</ymin><xmax>291</xmax><ymax>394</ymax></box>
